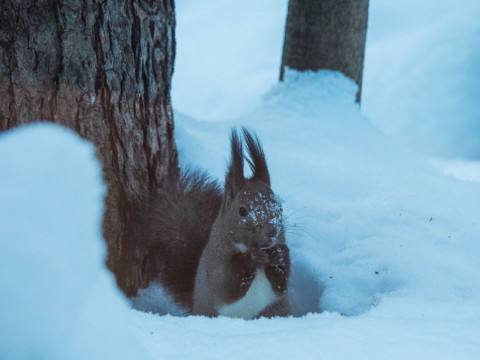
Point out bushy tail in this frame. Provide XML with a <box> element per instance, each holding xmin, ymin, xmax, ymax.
<box><xmin>136</xmin><ymin>169</ymin><xmax>222</xmax><ymax>309</ymax></box>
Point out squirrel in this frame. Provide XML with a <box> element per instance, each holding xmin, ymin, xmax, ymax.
<box><xmin>137</xmin><ymin>128</ymin><xmax>290</xmax><ymax>319</ymax></box>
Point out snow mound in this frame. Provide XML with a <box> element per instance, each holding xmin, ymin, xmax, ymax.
<box><xmin>0</xmin><ymin>123</ymin><xmax>144</xmax><ymax>359</ymax></box>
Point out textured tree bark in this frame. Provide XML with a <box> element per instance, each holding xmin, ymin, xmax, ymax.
<box><xmin>0</xmin><ymin>0</ymin><xmax>178</xmax><ymax>296</ymax></box>
<box><xmin>280</xmin><ymin>0</ymin><xmax>369</xmax><ymax>102</ymax></box>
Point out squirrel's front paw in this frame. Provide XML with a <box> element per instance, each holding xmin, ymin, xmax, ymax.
<box><xmin>249</xmin><ymin>247</ymin><xmax>270</xmax><ymax>268</ymax></box>
<box><xmin>267</xmin><ymin>244</ymin><xmax>289</xmax><ymax>266</ymax></box>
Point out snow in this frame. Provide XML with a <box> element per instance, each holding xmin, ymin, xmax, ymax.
<box><xmin>132</xmin><ymin>299</ymin><xmax>480</xmax><ymax>360</ymax></box>
<box><xmin>2</xmin><ymin>0</ymin><xmax>480</xmax><ymax>359</ymax></box>
<box><xmin>0</xmin><ymin>124</ymin><xmax>143</xmax><ymax>359</ymax></box>
<box><xmin>173</xmin><ymin>0</ymin><xmax>480</xmax><ymax>161</ymax></box>
<box><xmin>172</xmin><ymin>0</ymin><xmax>288</xmax><ymax>121</ymax></box>
<box><xmin>363</xmin><ymin>0</ymin><xmax>480</xmax><ymax>159</ymax></box>
<box><xmin>431</xmin><ymin>158</ymin><xmax>480</xmax><ymax>182</ymax></box>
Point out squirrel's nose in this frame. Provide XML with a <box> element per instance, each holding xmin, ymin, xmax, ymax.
<box><xmin>253</xmin><ymin>224</ymin><xmax>277</xmax><ymax>248</ymax></box>
<box><xmin>266</xmin><ymin>227</ymin><xmax>277</xmax><ymax>239</ymax></box>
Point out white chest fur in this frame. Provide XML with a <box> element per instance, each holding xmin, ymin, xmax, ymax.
<box><xmin>218</xmin><ymin>269</ymin><xmax>277</xmax><ymax>319</ymax></box>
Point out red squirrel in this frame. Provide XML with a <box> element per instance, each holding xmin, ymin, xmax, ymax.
<box><xmin>138</xmin><ymin>129</ymin><xmax>290</xmax><ymax>319</ymax></box>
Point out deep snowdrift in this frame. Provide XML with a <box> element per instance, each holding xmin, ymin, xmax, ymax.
<box><xmin>0</xmin><ymin>124</ymin><xmax>143</xmax><ymax>359</ymax></box>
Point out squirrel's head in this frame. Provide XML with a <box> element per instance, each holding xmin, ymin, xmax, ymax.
<box><xmin>219</xmin><ymin>128</ymin><xmax>285</xmax><ymax>252</ymax></box>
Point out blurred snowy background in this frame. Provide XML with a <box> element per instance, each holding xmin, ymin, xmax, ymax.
<box><xmin>173</xmin><ymin>0</ymin><xmax>480</xmax><ymax>169</ymax></box>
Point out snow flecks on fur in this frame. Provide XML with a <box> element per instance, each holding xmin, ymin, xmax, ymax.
<box><xmin>239</xmin><ymin>190</ymin><xmax>284</xmax><ymax>244</ymax></box>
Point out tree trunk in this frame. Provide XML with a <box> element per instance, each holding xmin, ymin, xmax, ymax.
<box><xmin>0</xmin><ymin>0</ymin><xmax>177</xmax><ymax>296</ymax></box>
<box><xmin>280</xmin><ymin>0</ymin><xmax>369</xmax><ymax>102</ymax></box>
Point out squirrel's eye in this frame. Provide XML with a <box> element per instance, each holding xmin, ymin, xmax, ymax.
<box><xmin>239</xmin><ymin>207</ymin><xmax>248</xmax><ymax>217</ymax></box>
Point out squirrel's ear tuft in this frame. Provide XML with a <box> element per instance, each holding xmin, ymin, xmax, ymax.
<box><xmin>224</xmin><ymin>129</ymin><xmax>245</xmax><ymax>209</ymax></box>
<box><xmin>242</xmin><ymin>128</ymin><xmax>270</xmax><ymax>186</ymax></box>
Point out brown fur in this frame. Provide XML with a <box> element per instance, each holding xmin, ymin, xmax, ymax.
<box><xmin>137</xmin><ymin>170</ymin><xmax>222</xmax><ymax>308</ymax></box>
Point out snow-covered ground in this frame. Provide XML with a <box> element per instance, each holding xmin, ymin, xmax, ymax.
<box><xmin>2</xmin><ymin>0</ymin><xmax>480</xmax><ymax>359</ymax></box>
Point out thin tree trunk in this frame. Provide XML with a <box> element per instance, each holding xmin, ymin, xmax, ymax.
<box><xmin>0</xmin><ymin>0</ymin><xmax>177</xmax><ymax>296</ymax></box>
<box><xmin>280</xmin><ymin>0</ymin><xmax>369</xmax><ymax>102</ymax></box>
